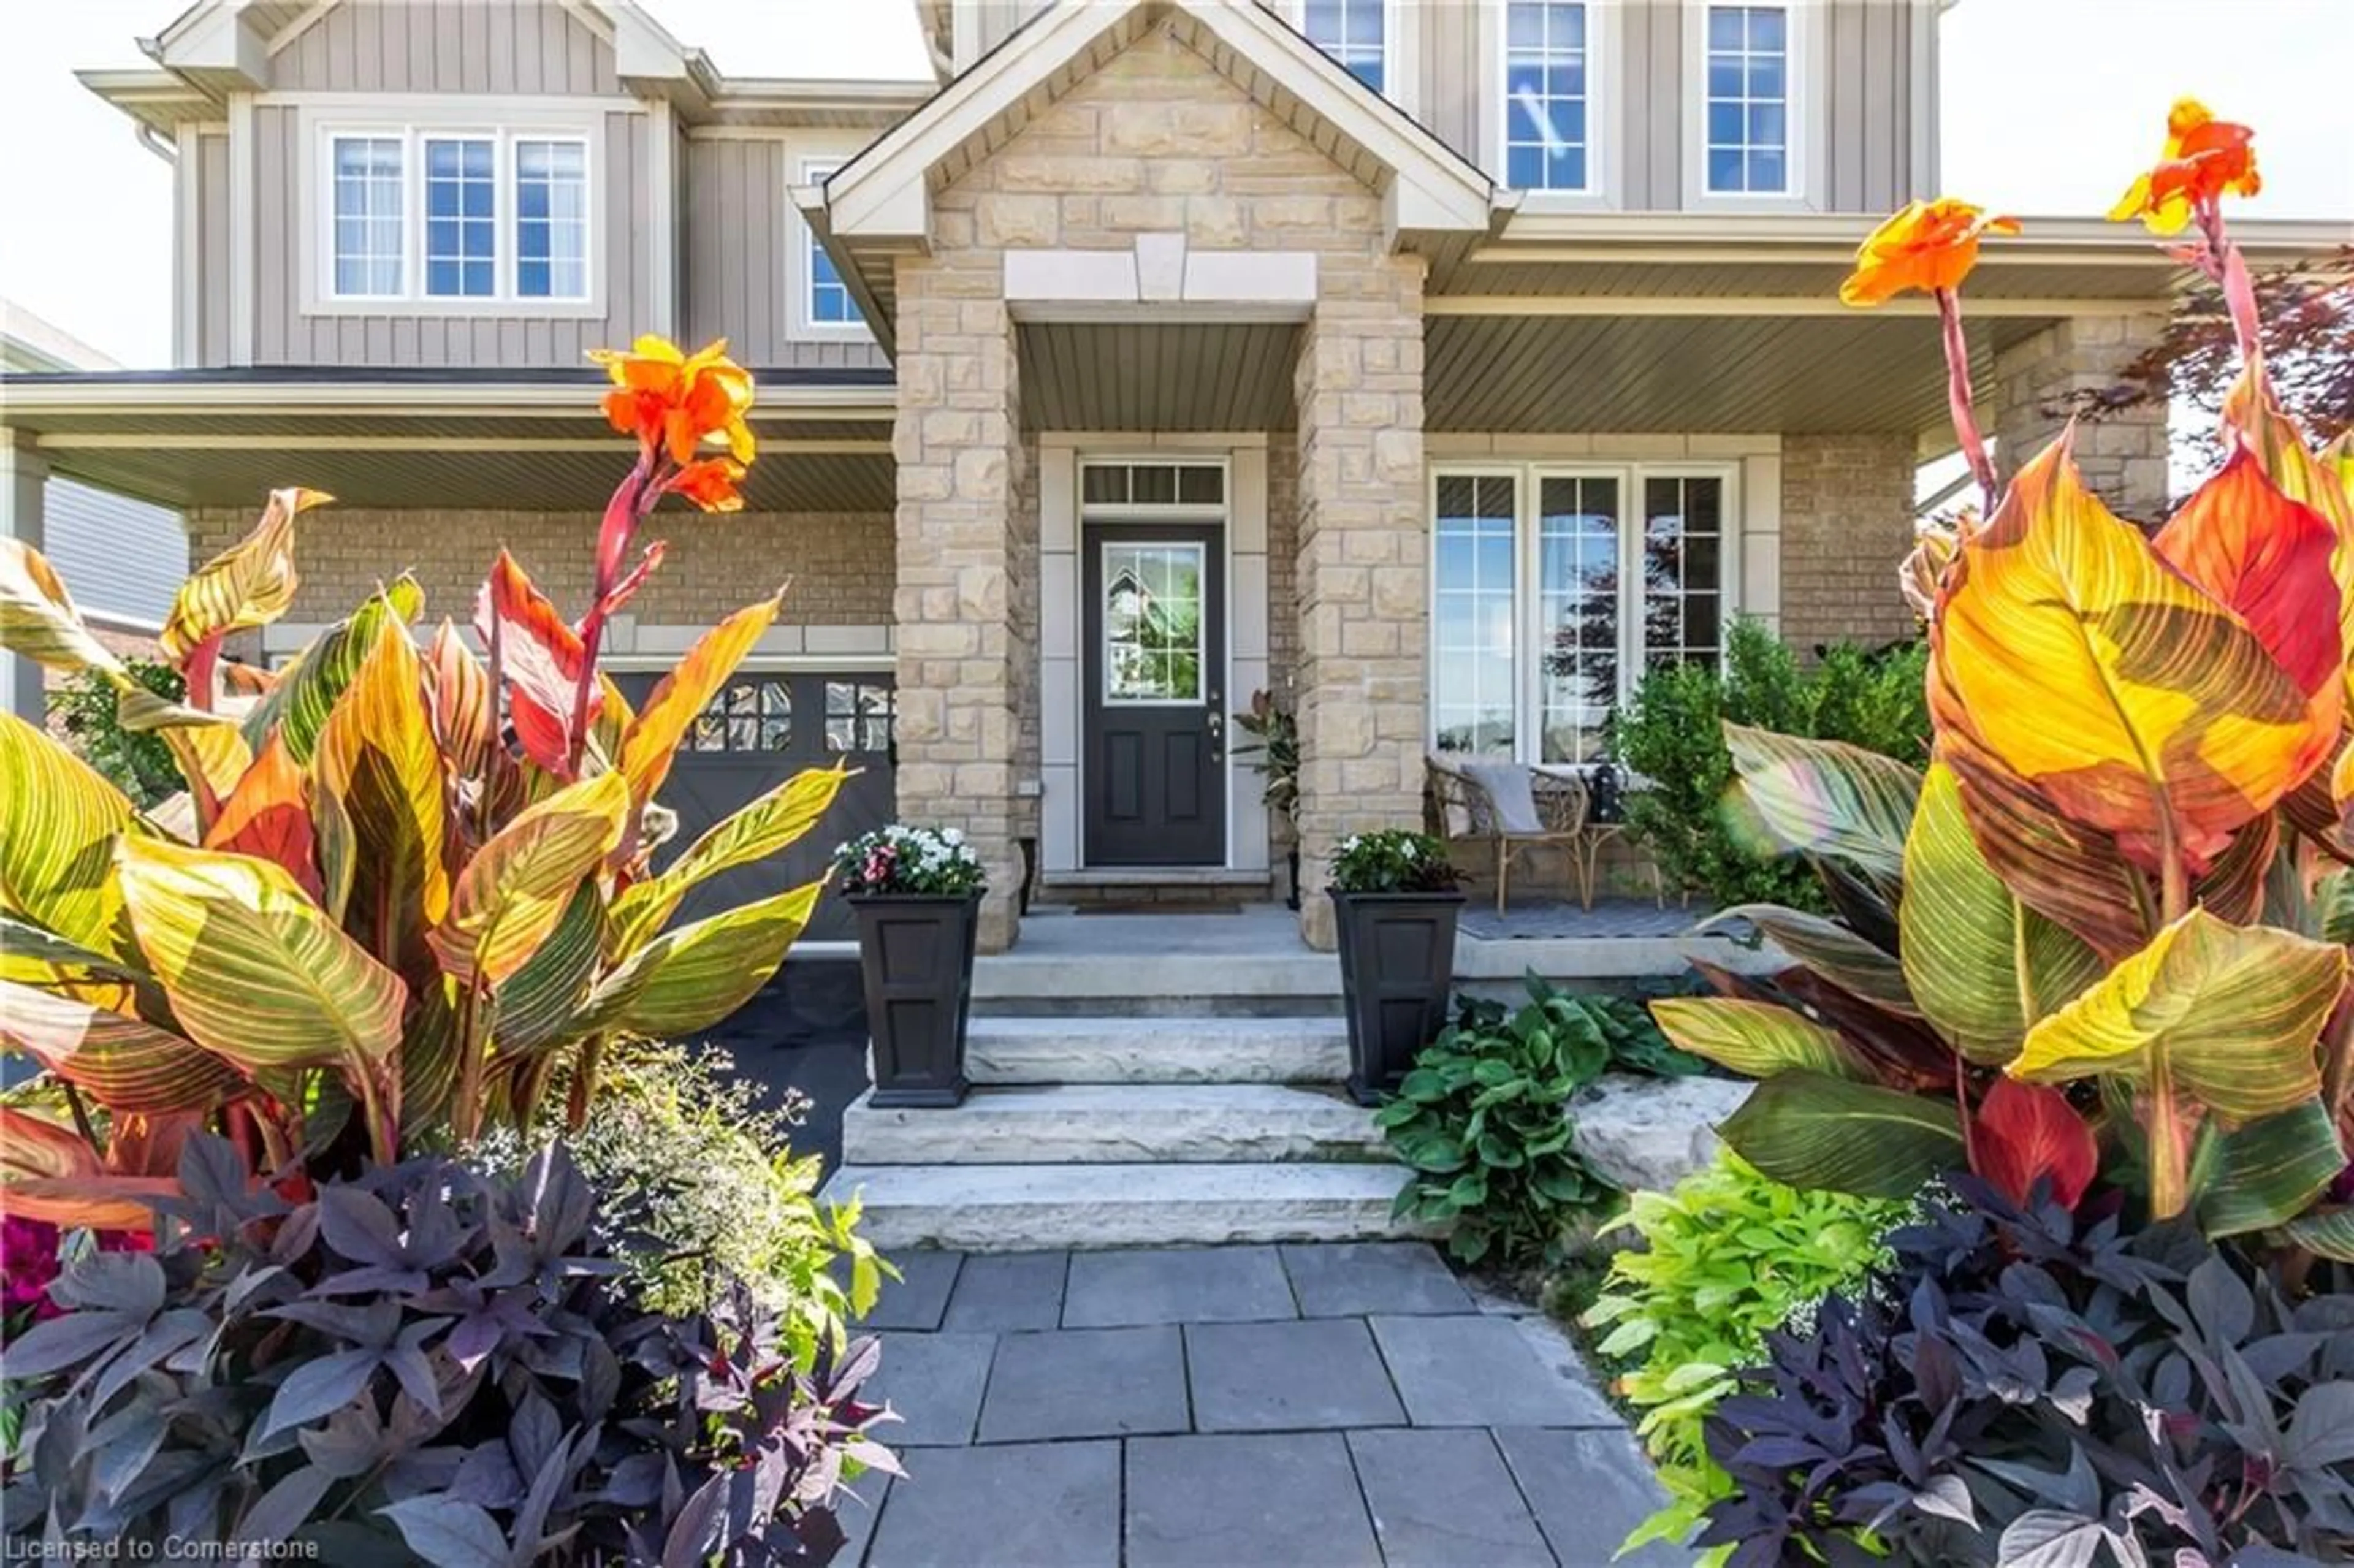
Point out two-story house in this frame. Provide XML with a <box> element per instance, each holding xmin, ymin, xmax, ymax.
<box><xmin>5</xmin><ymin>0</ymin><xmax>2339</xmax><ymax>951</ymax></box>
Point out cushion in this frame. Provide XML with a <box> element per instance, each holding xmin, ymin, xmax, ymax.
<box><xmin>1462</xmin><ymin>760</ymin><xmax>1546</xmax><ymax>835</ymax></box>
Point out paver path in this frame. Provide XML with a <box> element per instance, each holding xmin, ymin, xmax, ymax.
<box><xmin>834</xmin><ymin>1242</ymin><xmax>1697</xmax><ymax>1568</ymax></box>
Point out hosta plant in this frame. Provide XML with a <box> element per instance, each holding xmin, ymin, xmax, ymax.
<box><xmin>1698</xmin><ymin>1177</ymin><xmax>2354</xmax><ymax>1566</ymax></box>
<box><xmin>2</xmin><ymin>1135</ymin><xmax>897</xmax><ymax>1561</ymax></box>
<box><xmin>1650</xmin><ymin>104</ymin><xmax>2354</xmax><ymax>1255</ymax></box>
<box><xmin>1582</xmin><ymin>1149</ymin><xmax>1906</xmax><ymax>1559</ymax></box>
<box><xmin>0</xmin><ymin>335</ymin><xmax>849</xmax><ymax>1224</ymax></box>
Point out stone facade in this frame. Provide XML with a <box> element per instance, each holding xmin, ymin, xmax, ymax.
<box><xmin>1990</xmin><ymin>311</ymin><xmax>2172</xmax><ymax>521</ymax></box>
<box><xmin>899</xmin><ymin>20</ymin><xmax>1429</xmax><ymax>950</ymax></box>
<box><xmin>184</xmin><ymin>505</ymin><xmax>896</xmax><ymax>631</ymax></box>
<box><xmin>1778</xmin><ymin>433</ymin><xmax>1921</xmax><ymax>654</ymax></box>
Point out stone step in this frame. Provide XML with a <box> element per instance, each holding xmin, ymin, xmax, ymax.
<box><xmin>966</xmin><ymin>1016</ymin><xmax>1350</xmax><ymax>1086</ymax></box>
<box><xmin>820</xmin><ymin>1162</ymin><xmax>1432</xmax><ymax>1252</ymax></box>
<box><xmin>840</xmin><ymin>1083</ymin><xmax>1385</xmax><ymax>1166</ymax></box>
<box><xmin>972</xmin><ymin>949</ymin><xmax>1341</xmax><ymax>1011</ymax></box>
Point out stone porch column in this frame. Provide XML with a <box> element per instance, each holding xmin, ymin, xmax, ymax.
<box><xmin>1290</xmin><ymin>257</ymin><xmax>1430</xmax><ymax>950</ymax></box>
<box><xmin>891</xmin><ymin>257</ymin><xmax>1032</xmax><ymax>952</ymax></box>
<box><xmin>1990</xmin><ymin>310</ymin><xmax>2171</xmax><ymax>520</ymax></box>
<box><xmin>2</xmin><ymin>434</ymin><xmax>48</xmax><ymax>726</ymax></box>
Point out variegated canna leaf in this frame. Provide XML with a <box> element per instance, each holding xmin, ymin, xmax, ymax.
<box><xmin>579</xmin><ymin>879</ymin><xmax>820</xmax><ymax>1038</ymax></box>
<box><xmin>609</xmin><ymin>762</ymin><xmax>849</xmax><ymax>950</ymax></box>
<box><xmin>0</xmin><ymin>538</ymin><xmax>132</xmax><ymax>679</ymax></box>
<box><xmin>115</xmin><ymin>835</ymin><xmax>408</xmax><ymax>1090</ymax></box>
<box><xmin>2194</xmin><ymin>1098</ymin><xmax>2345</xmax><ymax>1238</ymax></box>
<box><xmin>2008</xmin><ymin>908</ymin><xmax>2346</xmax><ymax>1125</ymax></box>
<box><xmin>475</xmin><ymin>549</ymin><xmax>594</xmax><ymax>777</ymax></box>
<box><xmin>202</xmin><ymin>733</ymin><xmax>318</xmax><ymax>898</ymax></box>
<box><xmin>0</xmin><ymin>978</ymin><xmax>242</xmax><ymax>1114</ymax></box>
<box><xmin>158</xmin><ymin>717</ymin><xmax>256</xmax><ymax>839</ymax></box>
<box><xmin>1938</xmin><ymin>733</ymin><xmax>2151</xmax><ymax>961</ymax></box>
<box><xmin>1900</xmin><ymin>763</ymin><xmax>2104</xmax><ymax>1066</ymax></box>
<box><xmin>429</xmin><ymin>769</ymin><xmax>628</xmax><ymax>988</ymax></box>
<box><xmin>1716</xmin><ymin>1070</ymin><xmax>1965</xmax><ymax>1200</ymax></box>
<box><xmin>0</xmin><ymin>1106</ymin><xmax>178</xmax><ymax>1230</ymax></box>
<box><xmin>240</xmin><ymin>576</ymin><xmax>425</xmax><ymax>764</ymax></box>
<box><xmin>311</xmin><ymin>622</ymin><xmax>451</xmax><ymax>976</ymax></box>
<box><xmin>1648</xmin><ymin>996</ymin><xmax>1875</xmax><ymax>1083</ymax></box>
<box><xmin>491</xmin><ymin>880</ymin><xmax>603</xmax><ymax>1054</ymax></box>
<box><xmin>1723</xmin><ymin>723</ymin><xmax>1921</xmax><ymax>904</ymax></box>
<box><xmin>159</xmin><ymin>487</ymin><xmax>327</xmax><ymax>661</ymax></box>
<box><xmin>0</xmin><ymin>712</ymin><xmax>136</xmax><ymax>961</ymax></box>
<box><xmin>425</xmin><ymin>617</ymin><xmax>492</xmax><ymax>783</ymax></box>
<box><xmin>1935</xmin><ymin>436</ymin><xmax>2335</xmax><ymax>875</ymax></box>
<box><xmin>619</xmin><ymin>594</ymin><xmax>785</xmax><ymax>805</ymax></box>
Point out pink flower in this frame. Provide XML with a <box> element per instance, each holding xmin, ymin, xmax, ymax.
<box><xmin>2</xmin><ymin>1216</ymin><xmax>64</xmax><ymax>1327</ymax></box>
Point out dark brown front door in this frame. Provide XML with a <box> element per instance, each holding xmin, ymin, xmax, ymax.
<box><xmin>1082</xmin><ymin>523</ymin><xmax>1226</xmax><ymax>867</ymax></box>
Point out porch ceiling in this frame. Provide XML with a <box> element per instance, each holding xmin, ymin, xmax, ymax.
<box><xmin>1018</xmin><ymin>322</ymin><xmax>1301</xmax><ymax>432</ymax></box>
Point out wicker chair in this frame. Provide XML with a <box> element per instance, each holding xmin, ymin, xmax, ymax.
<box><xmin>1424</xmin><ymin>755</ymin><xmax>1592</xmax><ymax>913</ymax></box>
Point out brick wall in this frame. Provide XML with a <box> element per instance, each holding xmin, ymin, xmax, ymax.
<box><xmin>1777</xmin><ymin>433</ymin><xmax>1919</xmax><ymax>655</ymax></box>
<box><xmin>183</xmin><ymin>506</ymin><xmax>894</xmax><ymax>631</ymax></box>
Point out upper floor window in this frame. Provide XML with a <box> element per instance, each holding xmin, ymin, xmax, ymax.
<box><xmin>1703</xmin><ymin>5</ymin><xmax>1789</xmax><ymax>194</ymax></box>
<box><xmin>320</xmin><ymin>124</ymin><xmax>593</xmax><ymax>310</ymax></box>
<box><xmin>1304</xmin><ymin>0</ymin><xmax>1387</xmax><ymax>93</ymax></box>
<box><xmin>1504</xmin><ymin>2</ymin><xmax>1591</xmax><ymax>192</ymax></box>
<box><xmin>802</xmin><ymin>161</ymin><xmax>863</xmax><ymax>329</ymax></box>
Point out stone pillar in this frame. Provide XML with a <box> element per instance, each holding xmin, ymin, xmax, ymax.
<box><xmin>891</xmin><ymin>257</ymin><xmax>1032</xmax><ymax>952</ymax></box>
<box><xmin>2</xmin><ymin>434</ymin><xmax>49</xmax><ymax>726</ymax></box>
<box><xmin>1990</xmin><ymin>310</ymin><xmax>2171</xmax><ymax>520</ymax></box>
<box><xmin>1290</xmin><ymin>257</ymin><xmax>1430</xmax><ymax>950</ymax></box>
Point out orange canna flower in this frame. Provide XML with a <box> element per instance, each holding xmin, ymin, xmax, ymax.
<box><xmin>667</xmin><ymin>457</ymin><xmax>748</xmax><ymax>514</ymax></box>
<box><xmin>2108</xmin><ymin>98</ymin><xmax>2260</xmax><ymax>235</ymax></box>
<box><xmin>1838</xmin><ymin>199</ymin><xmax>2022</xmax><ymax>307</ymax></box>
<box><xmin>588</xmin><ymin>335</ymin><xmax>757</xmax><ymax>468</ymax></box>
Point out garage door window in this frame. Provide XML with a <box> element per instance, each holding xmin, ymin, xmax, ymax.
<box><xmin>826</xmin><ymin>681</ymin><xmax>894</xmax><ymax>753</ymax></box>
<box><xmin>692</xmin><ymin>680</ymin><xmax>794</xmax><ymax>753</ymax></box>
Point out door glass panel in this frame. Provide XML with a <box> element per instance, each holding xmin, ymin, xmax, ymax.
<box><xmin>1537</xmin><ymin>473</ymin><xmax>1621</xmax><ymax>764</ymax></box>
<box><xmin>1431</xmin><ymin>474</ymin><xmax>1517</xmax><ymax>756</ymax></box>
<box><xmin>1102</xmin><ymin>543</ymin><xmax>1206</xmax><ymax>704</ymax></box>
<box><xmin>1642</xmin><ymin>475</ymin><xmax>1727</xmax><ymax>676</ymax></box>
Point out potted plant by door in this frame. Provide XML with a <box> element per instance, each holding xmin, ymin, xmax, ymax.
<box><xmin>1328</xmin><ymin>830</ymin><xmax>1465</xmax><ymax>1106</ymax></box>
<box><xmin>1232</xmin><ymin>689</ymin><xmax>1301</xmax><ymax>909</ymax></box>
<box><xmin>836</xmin><ymin>824</ymin><xmax>988</xmax><ymax>1108</ymax></box>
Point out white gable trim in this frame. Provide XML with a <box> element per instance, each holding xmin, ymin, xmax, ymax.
<box><xmin>825</xmin><ymin>0</ymin><xmax>1493</xmax><ymax>249</ymax></box>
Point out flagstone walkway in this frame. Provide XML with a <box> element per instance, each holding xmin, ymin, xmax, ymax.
<box><xmin>836</xmin><ymin>1242</ymin><xmax>1697</xmax><ymax>1568</ymax></box>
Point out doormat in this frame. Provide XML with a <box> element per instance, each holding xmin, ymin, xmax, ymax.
<box><xmin>1076</xmin><ymin>902</ymin><xmax>1243</xmax><ymax>916</ymax></box>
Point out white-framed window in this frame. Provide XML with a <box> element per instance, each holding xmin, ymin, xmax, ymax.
<box><xmin>1702</xmin><ymin>4</ymin><xmax>1791</xmax><ymax>195</ymax></box>
<box><xmin>1303</xmin><ymin>0</ymin><xmax>1390</xmax><ymax>93</ymax></box>
<box><xmin>801</xmin><ymin>159</ymin><xmax>864</xmax><ymax>330</ymax></box>
<box><xmin>1430</xmin><ymin>463</ymin><xmax>1737</xmax><ymax>765</ymax></box>
<box><xmin>313</xmin><ymin>118</ymin><xmax>596</xmax><ymax>313</ymax></box>
<box><xmin>1502</xmin><ymin>1</ymin><xmax>1594</xmax><ymax>193</ymax></box>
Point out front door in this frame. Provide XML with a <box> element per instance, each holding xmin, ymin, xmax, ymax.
<box><xmin>1082</xmin><ymin>523</ymin><xmax>1225</xmax><ymax>866</ymax></box>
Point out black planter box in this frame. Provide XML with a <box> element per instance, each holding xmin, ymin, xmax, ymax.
<box><xmin>1330</xmin><ymin>888</ymin><xmax>1465</xmax><ymax>1106</ymax></box>
<box><xmin>850</xmin><ymin>892</ymin><xmax>980</xmax><ymax>1109</ymax></box>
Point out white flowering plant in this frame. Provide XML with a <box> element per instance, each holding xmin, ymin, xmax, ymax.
<box><xmin>834</xmin><ymin>823</ymin><xmax>988</xmax><ymax>897</ymax></box>
<box><xmin>1328</xmin><ymin>829</ymin><xmax>1461</xmax><ymax>895</ymax></box>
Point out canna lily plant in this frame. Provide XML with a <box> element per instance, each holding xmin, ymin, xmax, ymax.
<box><xmin>1652</xmin><ymin>101</ymin><xmax>2354</xmax><ymax>1256</ymax></box>
<box><xmin>0</xmin><ymin>337</ymin><xmax>848</xmax><ymax>1228</ymax></box>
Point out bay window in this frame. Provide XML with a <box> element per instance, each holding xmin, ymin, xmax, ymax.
<box><xmin>1431</xmin><ymin>465</ymin><xmax>1734</xmax><ymax>765</ymax></box>
<box><xmin>321</xmin><ymin>123</ymin><xmax>593</xmax><ymax>309</ymax></box>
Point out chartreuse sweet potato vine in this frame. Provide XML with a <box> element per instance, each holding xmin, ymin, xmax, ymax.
<box><xmin>1648</xmin><ymin>101</ymin><xmax>2354</xmax><ymax>1257</ymax></box>
<box><xmin>0</xmin><ymin>337</ymin><xmax>850</xmax><ymax>1224</ymax></box>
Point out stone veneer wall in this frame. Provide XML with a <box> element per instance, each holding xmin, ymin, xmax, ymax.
<box><xmin>184</xmin><ymin>506</ymin><xmax>895</xmax><ymax>631</ymax></box>
<box><xmin>897</xmin><ymin>20</ymin><xmax>1429</xmax><ymax>950</ymax></box>
<box><xmin>1990</xmin><ymin>311</ymin><xmax>2171</xmax><ymax>520</ymax></box>
<box><xmin>1777</xmin><ymin>433</ymin><xmax>1920</xmax><ymax>654</ymax></box>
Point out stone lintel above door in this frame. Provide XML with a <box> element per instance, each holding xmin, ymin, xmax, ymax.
<box><xmin>1005</xmin><ymin>234</ymin><xmax>1320</xmax><ymax>324</ymax></box>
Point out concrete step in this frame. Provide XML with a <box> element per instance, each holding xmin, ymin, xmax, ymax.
<box><xmin>840</xmin><ymin>1083</ymin><xmax>1385</xmax><ymax>1166</ymax></box>
<box><xmin>972</xmin><ymin>951</ymin><xmax>1340</xmax><ymax>1010</ymax></box>
<box><xmin>820</xmin><ymin>1162</ymin><xmax>1431</xmax><ymax>1252</ymax></box>
<box><xmin>966</xmin><ymin>1016</ymin><xmax>1350</xmax><ymax>1086</ymax></box>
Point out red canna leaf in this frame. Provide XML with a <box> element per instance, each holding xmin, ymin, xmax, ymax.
<box><xmin>473</xmin><ymin>550</ymin><xmax>597</xmax><ymax>777</ymax></box>
<box><xmin>204</xmin><ymin>734</ymin><xmax>321</xmax><ymax>900</ymax></box>
<box><xmin>1973</xmin><ymin>1076</ymin><xmax>2098</xmax><ymax>1211</ymax></box>
<box><xmin>2155</xmin><ymin>443</ymin><xmax>2344</xmax><ymax>710</ymax></box>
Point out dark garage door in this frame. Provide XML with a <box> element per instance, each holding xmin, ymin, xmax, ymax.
<box><xmin>615</xmin><ymin>668</ymin><xmax>895</xmax><ymax>942</ymax></box>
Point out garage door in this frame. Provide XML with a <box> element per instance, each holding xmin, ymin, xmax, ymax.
<box><xmin>614</xmin><ymin>668</ymin><xmax>894</xmax><ymax>942</ymax></box>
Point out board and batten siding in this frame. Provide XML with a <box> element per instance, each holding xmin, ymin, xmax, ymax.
<box><xmin>270</xmin><ymin>0</ymin><xmax>620</xmax><ymax>96</ymax></box>
<box><xmin>681</xmin><ymin>139</ymin><xmax>891</xmax><ymax>373</ymax></box>
<box><xmin>245</xmin><ymin>105</ymin><xmax>656</xmax><ymax>367</ymax></box>
<box><xmin>195</xmin><ymin>133</ymin><xmax>234</xmax><ymax>367</ymax></box>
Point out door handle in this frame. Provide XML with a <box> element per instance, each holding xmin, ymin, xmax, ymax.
<box><xmin>1206</xmin><ymin>712</ymin><xmax>1224</xmax><ymax>736</ymax></box>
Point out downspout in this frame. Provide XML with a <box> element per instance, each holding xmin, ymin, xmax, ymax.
<box><xmin>135</xmin><ymin>123</ymin><xmax>180</xmax><ymax>165</ymax></box>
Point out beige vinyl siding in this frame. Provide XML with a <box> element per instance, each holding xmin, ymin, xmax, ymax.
<box><xmin>271</xmin><ymin>0</ymin><xmax>619</xmax><ymax>96</ymax></box>
<box><xmin>1412</xmin><ymin>0</ymin><xmax>1930</xmax><ymax>211</ymax></box>
<box><xmin>968</xmin><ymin>0</ymin><xmax>1055</xmax><ymax>65</ymax></box>
<box><xmin>681</xmin><ymin>139</ymin><xmax>891</xmax><ymax>372</ymax></box>
<box><xmin>196</xmin><ymin>133</ymin><xmax>234</xmax><ymax>367</ymax></box>
<box><xmin>248</xmin><ymin>105</ymin><xmax>657</xmax><ymax>367</ymax></box>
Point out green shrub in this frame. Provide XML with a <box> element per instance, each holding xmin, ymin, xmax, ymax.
<box><xmin>1580</xmin><ymin>1149</ymin><xmax>1905</xmax><ymax>1558</ymax></box>
<box><xmin>1609</xmin><ymin>619</ymin><xmax>1929</xmax><ymax>910</ymax></box>
<box><xmin>468</xmin><ymin>1040</ymin><xmax>883</xmax><ymax>1365</ymax></box>
<box><xmin>45</xmin><ymin>660</ymin><xmax>185</xmax><ymax>807</ymax></box>
<box><xmin>1380</xmin><ymin>977</ymin><xmax>1699</xmax><ymax>1267</ymax></box>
